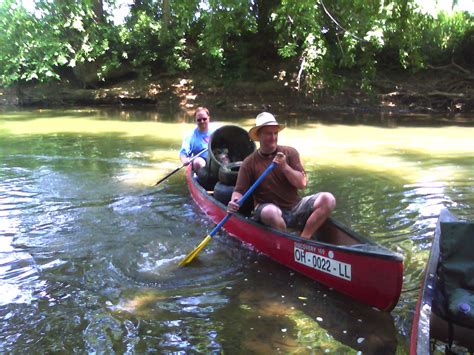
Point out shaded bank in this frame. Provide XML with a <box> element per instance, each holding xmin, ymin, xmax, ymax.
<box><xmin>1</xmin><ymin>67</ymin><xmax>473</xmax><ymax>116</ymax></box>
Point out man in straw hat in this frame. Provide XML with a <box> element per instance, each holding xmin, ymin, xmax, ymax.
<box><xmin>227</xmin><ymin>112</ymin><xmax>336</xmax><ymax>239</ymax></box>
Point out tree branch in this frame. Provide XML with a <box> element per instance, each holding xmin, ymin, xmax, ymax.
<box><xmin>427</xmin><ymin>60</ymin><xmax>471</xmax><ymax>75</ymax></box>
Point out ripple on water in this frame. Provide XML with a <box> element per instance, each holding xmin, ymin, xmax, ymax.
<box><xmin>110</xmin><ymin>234</ymin><xmax>244</xmax><ymax>290</ymax></box>
<box><xmin>104</xmin><ymin>185</ymin><xmax>246</xmax><ymax>289</ymax></box>
<box><xmin>0</xmin><ymin>239</ymin><xmax>38</xmax><ymax>306</ymax></box>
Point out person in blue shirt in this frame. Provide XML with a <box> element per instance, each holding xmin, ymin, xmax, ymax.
<box><xmin>179</xmin><ymin>107</ymin><xmax>217</xmax><ymax>172</ymax></box>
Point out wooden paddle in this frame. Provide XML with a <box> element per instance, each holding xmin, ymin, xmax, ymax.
<box><xmin>179</xmin><ymin>161</ymin><xmax>275</xmax><ymax>266</ymax></box>
<box><xmin>155</xmin><ymin>148</ymin><xmax>208</xmax><ymax>186</ymax></box>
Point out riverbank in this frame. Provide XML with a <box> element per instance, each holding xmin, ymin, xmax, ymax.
<box><xmin>1</xmin><ymin>66</ymin><xmax>473</xmax><ymax>116</ymax></box>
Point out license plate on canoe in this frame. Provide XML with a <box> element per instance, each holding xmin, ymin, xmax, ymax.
<box><xmin>294</xmin><ymin>246</ymin><xmax>352</xmax><ymax>281</ymax></box>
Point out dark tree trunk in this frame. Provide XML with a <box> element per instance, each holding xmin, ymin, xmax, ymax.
<box><xmin>92</xmin><ymin>0</ymin><xmax>104</xmax><ymax>23</ymax></box>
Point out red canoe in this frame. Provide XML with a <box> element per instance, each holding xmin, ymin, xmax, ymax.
<box><xmin>185</xmin><ymin>165</ymin><xmax>403</xmax><ymax>311</ymax></box>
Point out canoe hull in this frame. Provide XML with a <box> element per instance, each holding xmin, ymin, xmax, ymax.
<box><xmin>186</xmin><ymin>166</ymin><xmax>403</xmax><ymax>311</ymax></box>
<box><xmin>410</xmin><ymin>209</ymin><xmax>474</xmax><ymax>354</ymax></box>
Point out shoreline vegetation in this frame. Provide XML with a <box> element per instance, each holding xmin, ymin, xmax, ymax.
<box><xmin>1</xmin><ymin>0</ymin><xmax>473</xmax><ymax>117</ymax></box>
<box><xmin>1</xmin><ymin>65</ymin><xmax>473</xmax><ymax>116</ymax></box>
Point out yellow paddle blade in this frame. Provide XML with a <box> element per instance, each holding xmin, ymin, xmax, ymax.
<box><xmin>178</xmin><ymin>235</ymin><xmax>213</xmax><ymax>266</ymax></box>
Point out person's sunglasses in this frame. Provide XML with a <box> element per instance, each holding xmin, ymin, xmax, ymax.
<box><xmin>196</xmin><ymin>117</ymin><xmax>208</xmax><ymax>122</ymax></box>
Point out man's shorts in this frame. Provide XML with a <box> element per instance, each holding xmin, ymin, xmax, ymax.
<box><xmin>252</xmin><ymin>194</ymin><xmax>320</xmax><ymax>231</ymax></box>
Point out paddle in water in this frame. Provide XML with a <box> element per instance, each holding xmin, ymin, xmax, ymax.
<box><xmin>179</xmin><ymin>161</ymin><xmax>276</xmax><ymax>266</ymax></box>
<box><xmin>155</xmin><ymin>148</ymin><xmax>208</xmax><ymax>186</ymax></box>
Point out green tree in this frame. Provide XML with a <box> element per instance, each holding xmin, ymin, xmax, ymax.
<box><xmin>35</xmin><ymin>0</ymin><xmax>123</xmax><ymax>86</ymax></box>
<box><xmin>1</xmin><ymin>0</ymin><xmax>472</xmax><ymax>96</ymax></box>
<box><xmin>120</xmin><ymin>0</ymin><xmax>199</xmax><ymax>75</ymax></box>
<box><xmin>0</xmin><ymin>0</ymin><xmax>122</xmax><ymax>87</ymax></box>
<box><xmin>0</xmin><ymin>0</ymin><xmax>61</xmax><ymax>85</ymax></box>
<box><xmin>273</xmin><ymin>0</ymin><xmax>473</xmax><ymax>95</ymax></box>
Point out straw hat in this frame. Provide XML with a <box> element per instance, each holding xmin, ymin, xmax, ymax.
<box><xmin>248</xmin><ymin>112</ymin><xmax>286</xmax><ymax>141</ymax></box>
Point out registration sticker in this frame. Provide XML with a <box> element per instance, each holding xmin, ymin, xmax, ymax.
<box><xmin>294</xmin><ymin>246</ymin><xmax>352</xmax><ymax>281</ymax></box>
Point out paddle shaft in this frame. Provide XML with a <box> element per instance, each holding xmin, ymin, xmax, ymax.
<box><xmin>178</xmin><ymin>161</ymin><xmax>275</xmax><ymax>266</ymax></box>
<box><xmin>207</xmin><ymin>161</ymin><xmax>275</xmax><ymax>238</ymax></box>
<box><xmin>155</xmin><ymin>148</ymin><xmax>208</xmax><ymax>186</ymax></box>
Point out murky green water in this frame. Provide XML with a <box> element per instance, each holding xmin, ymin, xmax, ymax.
<box><xmin>1</xmin><ymin>107</ymin><xmax>473</xmax><ymax>353</ymax></box>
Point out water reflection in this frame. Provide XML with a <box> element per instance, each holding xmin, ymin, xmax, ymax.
<box><xmin>0</xmin><ymin>107</ymin><xmax>473</xmax><ymax>353</ymax></box>
<box><xmin>212</xmin><ymin>256</ymin><xmax>398</xmax><ymax>353</ymax></box>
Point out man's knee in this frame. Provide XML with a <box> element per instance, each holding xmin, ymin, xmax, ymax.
<box><xmin>314</xmin><ymin>192</ymin><xmax>336</xmax><ymax>213</ymax></box>
<box><xmin>261</xmin><ymin>204</ymin><xmax>284</xmax><ymax>225</ymax></box>
<box><xmin>261</xmin><ymin>204</ymin><xmax>282</xmax><ymax>219</ymax></box>
<box><xmin>192</xmin><ymin>157</ymin><xmax>206</xmax><ymax>171</ymax></box>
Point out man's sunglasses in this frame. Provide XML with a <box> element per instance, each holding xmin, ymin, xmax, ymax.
<box><xmin>196</xmin><ymin>117</ymin><xmax>208</xmax><ymax>122</ymax></box>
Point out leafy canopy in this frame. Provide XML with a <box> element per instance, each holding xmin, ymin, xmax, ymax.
<box><xmin>0</xmin><ymin>0</ymin><xmax>472</xmax><ymax>96</ymax></box>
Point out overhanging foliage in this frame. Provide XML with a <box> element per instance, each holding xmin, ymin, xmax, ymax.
<box><xmin>0</xmin><ymin>0</ymin><xmax>472</xmax><ymax>96</ymax></box>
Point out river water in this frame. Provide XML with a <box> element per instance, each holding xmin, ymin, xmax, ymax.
<box><xmin>1</xmin><ymin>107</ymin><xmax>473</xmax><ymax>353</ymax></box>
